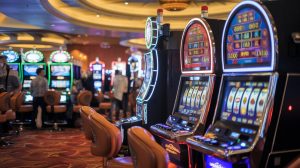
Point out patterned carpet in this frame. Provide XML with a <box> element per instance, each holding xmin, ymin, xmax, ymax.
<box><xmin>0</xmin><ymin>128</ymin><xmax>103</xmax><ymax>168</ymax></box>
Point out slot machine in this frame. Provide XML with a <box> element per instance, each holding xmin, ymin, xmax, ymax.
<box><xmin>21</xmin><ymin>49</ymin><xmax>47</xmax><ymax>104</ymax></box>
<box><xmin>150</xmin><ymin>17</ymin><xmax>217</xmax><ymax>167</ymax></box>
<box><xmin>48</xmin><ymin>49</ymin><xmax>73</xmax><ymax>104</ymax></box>
<box><xmin>1</xmin><ymin>48</ymin><xmax>22</xmax><ymax>79</ymax></box>
<box><xmin>111</xmin><ymin>57</ymin><xmax>126</xmax><ymax>85</ymax></box>
<box><xmin>89</xmin><ymin>57</ymin><xmax>105</xmax><ymax>92</ymax></box>
<box><xmin>186</xmin><ymin>1</ymin><xmax>300</xmax><ymax>167</ymax></box>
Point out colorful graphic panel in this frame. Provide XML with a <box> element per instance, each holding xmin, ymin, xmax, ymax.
<box><xmin>1</xmin><ymin>50</ymin><xmax>19</xmax><ymax>63</ymax></box>
<box><xmin>23</xmin><ymin>50</ymin><xmax>44</xmax><ymax>63</ymax></box>
<box><xmin>182</xmin><ymin>19</ymin><xmax>213</xmax><ymax>72</ymax></box>
<box><xmin>50</xmin><ymin>51</ymin><xmax>71</xmax><ymax>63</ymax></box>
<box><xmin>223</xmin><ymin>3</ymin><xmax>275</xmax><ymax>71</ymax></box>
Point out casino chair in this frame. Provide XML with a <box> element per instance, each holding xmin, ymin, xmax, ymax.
<box><xmin>97</xmin><ymin>91</ymin><xmax>112</xmax><ymax>118</ymax></box>
<box><xmin>73</xmin><ymin>90</ymin><xmax>93</xmax><ymax>113</ymax></box>
<box><xmin>127</xmin><ymin>126</ymin><xmax>177</xmax><ymax>168</ymax></box>
<box><xmin>85</xmin><ymin>106</ymin><xmax>133</xmax><ymax>168</ymax></box>
<box><xmin>79</xmin><ymin>106</ymin><xmax>96</xmax><ymax>140</ymax></box>
<box><xmin>10</xmin><ymin>92</ymin><xmax>31</xmax><ymax>131</ymax></box>
<box><xmin>0</xmin><ymin>92</ymin><xmax>16</xmax><ymax>146</ymax></box>
<box><xmin>44</xmin><ymin>90</ymin><xmax>67</xmax><ymax>131</ymax></box>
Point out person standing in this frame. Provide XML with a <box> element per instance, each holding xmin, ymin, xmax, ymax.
<box><xmin>30</xmin><ymin>68</ymin><xmax>48</xmax><ymax>129</ymax></box>
<box><xmin>112</xmin><ymin>70</ymin><xmax>128</xmax><ymax>121</ymax></box>
<box><xmin>0</xmin><ymin>55</ymin><xmax>21</xmax><ymax>94</ymax></box>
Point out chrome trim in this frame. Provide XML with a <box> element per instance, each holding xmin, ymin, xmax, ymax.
<box><xmin>180</xmin><ymin>18</ymin><xmax>216</xmax><ymax>74</ymax></box>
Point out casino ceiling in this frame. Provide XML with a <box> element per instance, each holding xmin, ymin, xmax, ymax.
<box><xmin>0</xmin><ymin>0</ymin><xmax>241</xmax><ymax>47</ymax></box>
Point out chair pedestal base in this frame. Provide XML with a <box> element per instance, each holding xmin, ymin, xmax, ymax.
<box><xmin>44</xmin><ymin>120</ymin><xmax>67</xmax><ymax>132</ymax></box>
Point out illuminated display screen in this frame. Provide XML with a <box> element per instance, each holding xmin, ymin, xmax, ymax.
<box><xmin>224</xmin><ymin>6</ymin><xmax>272</xmax><ymax>69</ymax></box>
<box><xmin>92</xmin><ymin>64</ymin><xmax>102</xmax><ymax>71</ymax></box>
<box><xmin>50</xmin><ymin>51</ymin><xmax>71</xmax><ymax>63</ymax></box>
<box><xmin>23</xmin><ymin>80</ymin><xmax>31</xmax><ymax>88</ymax></box>
<box><xmin>137</xmin><ymin>52</ymin><xmax>152</xmax><ymax>100</ymax></box>
<box><xmin>175</xmin><ymin>76</ymin><xmax>209</xmax><ymax>124</ymax></box>
<box><xmin>9</xmin><ymin>64</ymin><xmax>19</xmax><ymax>71</ymax></box>
<box><xmin>60</xmin><ymin>95</ymin><xmax>67</xmax><ymax>103</ymax></box>
<box><xmin>51</xmin><ymin>80</ymin><xmax>70</xmax><ymax>88</ymax></box>
<box><xmin>1</xmin><ymin>50</ymin><xmax>19</xmax><ymax>63</ymax></box>
<box><xmin>182</xmin><ymin>21</ymin><xmax>212</xmax><ymax>72</ymax></box>
<box><xmin>24</xmin><ymin>50</ymin><xmax>44</xmax><ymax>63</ymax></box>
<box><xmin>23</xmin><ymin>65</ymin><xmax>44</xmax><ymax>76</ymax></box>
<box><xmin>51</xmin><ymin>65</ymin><xmax>71</xmax><ymax>76</ymax></box>
<box><xmin>25</xmin><ymin>95</ymin><xmax>33</xmax><ymax>102</ymax></box>
<box><xmin>94</xmin><ymin>81</ymin><xmax>102</xmax><ymax>88</ymax></box>
<box><xmin>220</xmin><ymin>79</ymin><xmax>270</xmax><ymax>126</ymax></box>
<box><xmin>93</xmin><ymin>73</ymin><xmax>102</xmax><ymax>80</ymax></box>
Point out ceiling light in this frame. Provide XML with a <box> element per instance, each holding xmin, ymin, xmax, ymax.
<box><xmin>124</xmin><ymin>2</ymin><xmax>129</xmax><ymax>5</ymax></box>
<box><xmin>159</xmin><ymin>0</ymin><xmax>191</xmax><ymax>11</ymax></box>
<box><xmin>51</xmin><ymin>24</ymin><xmax>55</xmax><ymax>27</ymax></box>
<box><xmin>96</xmin><ymin>14</ymin><xmax>100</xmax><ymax>18</ymax></box>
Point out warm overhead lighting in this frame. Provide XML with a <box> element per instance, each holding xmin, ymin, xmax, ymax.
<box><xmin>159</xmin><ymin>0</ymin><xmax>191</xmax><ymax>11</ymax></box>
<box><xmin>96</xmin><ymin>14</ymin><xmax>100</xmax><ymax>18</ymax></box>
<box><xmin>124</xmin><ymin>2</ymin><xmax>129</xmax><ymax>5</ymax></box>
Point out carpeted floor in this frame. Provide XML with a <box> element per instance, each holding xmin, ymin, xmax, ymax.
<box><xmin>0</xmin><ymin>128</ymin><xmax>103</xmax><ymax>168</ymax></box>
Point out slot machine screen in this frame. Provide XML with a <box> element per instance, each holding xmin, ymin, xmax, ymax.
<box><xmin>25</xmin><ymin>95</ymin><xmax>33</xmax><ymax>102</ymax></box>
<box><xmin>182</xmin><ymin>20</ymin><xmax>212</xmax><ymax>72</ymax></box>
<box><xmin>51</xmin><ymin>80</ymin><xmax>70</xmax><ymax>88</ymax></box>
<box><xmin>93</xmin><ymin>64</ymin><xmax>102</xmax><ymax>71</ymax></box>
<box><xmin>220</xmin><ymin>77</ymin><xmax>270</xmax><ymax>126</ymax></box>
<box><xmin>93</xmin><ymin>73</ymin><xmax>102</xmax><ymax>80</ymax></box>
<box><xmin>94</xmin><ymin>81</ymin><xmax>102</xmax><ymax>88</ymax></box>
<box><xmin>23</xmin><ymin>80</ymin><xmax>31</xmax><ymax>88</ymax></box>
<box><xmin>224</xmin><ymin>6</ymin><xmax>273</xmax><ymax>69</ymax></box>
<box><xmin>137</xmin><ymin>52</ymin><xmax>152</xmax><ymax>100</ymax></box>
<box><xmin>9</xmin><ymin>64</ymin><xmax>19</xmax><ymax>71</ymax></box>
<box><xmin>51</xmin><ymin>65</ymin><xmax>70</xmax><ymax>76</ymax></box>
<box><xmin>174</xmin><ymin>76</ymin><xmax>209</xmax><ymax>124</ymax></box>
<box><xmin>60</xmin><ymin>95</ymin><xmax>67</xmax><ymax>103</ymax></box>
<box><xmin>23</xmin><ymin>65</ymin><xmax>44</xmax><ymax>76</ymax></box>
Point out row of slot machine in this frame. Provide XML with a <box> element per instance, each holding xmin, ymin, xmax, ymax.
<box><xmin>1</xmin><ymin>48</ymin><xmax>74</xmax><ymax>105</ymax></box>
<box><xmin>124</xmin><ymin>1</ymin><xmax>300</xmax><ymax>168</ymax></box>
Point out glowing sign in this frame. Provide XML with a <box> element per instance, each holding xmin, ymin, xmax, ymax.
<box><xmin>181</xmin><ymin>18</ymin><xmax>215</xmax><ymax>74</ymax></box>
<box><xmin>1</xmin><ymin>50</ymin><xmax>19</xmax><ymax>63</ymax></box>
<box><xmin>23</xmin><ymin>50</ymin><xmax>44</xmax><ymax>63</ymax></box>
<box><xmin>222</xmin><ymin>1</ymin><xmax>277</xmax><ymax>72</ymax></box>
<box><xmin>145</xmin><ymin>17</ymin><xmax>159</xmax><ymax>49</ymax></box>
<box><xmin>50</xmin><ymin>50</ymin><xmax>71</xmax><ymax>63</ymax></box>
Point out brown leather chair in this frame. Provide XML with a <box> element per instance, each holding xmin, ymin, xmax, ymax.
<box><xmin>79</xmin><ymin>106</ymin><xmax>96</xmax><ymax>140</ymax></box>
<box><xmin>73</xmin><ymin>90</ymin><xmax>93</xmax><ymax>113</ymax></box>
<box><xmin>0</xmin><ymin>92</ymin><xmax>16</xmax><ymax>122</ymax></box>
<box><xmin>97</xmin><ymin>91</ymin><xmax>112</xmax><ymax>117</ymax></box>
<box><xmin>86</xmin><ymin>106</ymin><xmax>133</xmax><ymax>168</ymax></box>
<box><xmin>128</xmin><ymin>126</ymin><xmax>176</xmax><ymax>168</ymax></box>
<box><xmin>44</xmin><ymin>90</ymin><xmax>67</xmax><ymax>131</ymax></box>
<box><xmin>10</xmin><ymin>92</ymin><xmax>29</xmax><ymax>131</ymax></box>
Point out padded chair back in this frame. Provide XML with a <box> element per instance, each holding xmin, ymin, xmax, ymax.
<box><xmin>10</xmin><ymin>92</ymin><xmax>24</xmax><ymax>111</ymax></box>
<box><xmin>79</xmin><ymin>106</ymin><xmax>95</xmax><ymax>140</ymax></box>
<box><xmin>0</xmin><ymin>92</ymin><xmax>11</xmax><ymax>113</ymax></box>
<box><xmin>77</xmin><ymin>90</ymin><xmax>92</xmax><ymax>106</ymax></box>
<box><xmin>128</xmin><ymin>126</ymin><xmax>169</xmax><ymax>168</ymax></box>
<box><xmin>88</xmin><ymin>108</ymin><xmax>122</xmax><ymax>158</ymax></box>
<box><xmin>44</xmin><ymin>90</ymin><xmax>61</xmax><ymax>106</ymax></box>
<box><xmin>97</xmin><ymin>91</ymin><xmax>105</xmax><ymax>103</ymax></box>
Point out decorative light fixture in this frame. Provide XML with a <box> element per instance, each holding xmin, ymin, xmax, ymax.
<box><xmin>159</xmin><ymin>0</ymin><xmax>191</xmax><ymax>11</ymax></box>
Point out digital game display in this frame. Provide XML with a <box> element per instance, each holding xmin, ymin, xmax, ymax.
<box><xmin>51</xmin><ymin>65</ymin><xmax>71</xmax><ymax>76</ymax></box>
<box><xmin>51</xmin><ymin>80</ymin><xmax>70</xmax><ymax>88</ymax></box>
<box><xmin>23</xmin><ymin>80</ymin><xmax>31</xmax><ymax>88</ymax></box>
<box><xmin>92</xmin><ymin>64</ymin><xmax>102</xmax><ymax>71</ymax></box>
<box><xmin>182</xmin><ymin>21</ymin><xmax>212</xmax><ymax>72</ymax></box>
<box><xmin>175</xmin><ymin>76</ymin><xmax>209</xmax><ymax>124</ymax></box>
<box><xmin>23</xmin><ymin>65</ymin><xmax>44</xmax><ymax>76</ymax></box>
<box><xmin>1</xmin><ymin>50</ymin><xmax>19</xmax><ymax>63</ymax></box>
<box><xmin>220</xmin><ymin>80</ymin><xmax>270</xmax><ymax>126</ymax></box>
<box><xmin>93</xmin><ymin>73</ymin><xmax>102</xmax><ymax>80</ymax></box>
<box><xmin>94</xmin><ymin>81</ymin><xmax>102</xmax><ymax>88</ymax></box>
<box><xmin>9</xmin><ymin>64</ymin><xmax>19</xmax><ymax>71</ymax></box>
<box><xmin>224</xmin><ymin>7</ymin><xmax>273</xmax><ymax>69</ymax></box>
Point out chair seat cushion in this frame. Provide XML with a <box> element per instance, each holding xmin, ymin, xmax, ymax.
<box><xmin>107</xmin><ymin>157</ymin><xmax>133</xmax><ymax>168</ymax></box>
<box><xmin>5</xmin><ymin>110</ymin><xmax>16</xmax><ymax>120</ymax></box>
<box><xmin>46</xmin><ymin>105</ymin><xmax>67</xmax><ymax>113</ymax></box>
<box><xmin>19</xmin><ymin>105</ymin><xmax>33</xmax><ymax>113</ymax></box>
<box><xmin>100</xmin><ymin>102</ymin><xmax>112</xmax><ymax>109</ymax></box>
<box><xmin>0</xmin><ymin>114</ymin><xmax>6</xmax><ymax>123</ymax></box>
<box><xmin>73</xmin><ymin>105</ymin><xmax>82</xmax><ymax>113</ymax></box>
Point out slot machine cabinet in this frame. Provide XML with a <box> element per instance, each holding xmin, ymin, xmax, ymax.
<box><xmin>185</xmin><ymin>1</ymin><xmax>300</xmax><ymax>167</ymax></box>
<box><xmin>89</xmin><ymin>57</ymin><xmax>105</xmax><ymax>92</ymax></box>
<box><xmin>1</xmin><ymin>49</ymin><xmax>22</xmax><ymax>79</ymax></box>
<box><xmin>21</xmin><ymin>49</ymin><xmax>47</xmax><ymax>104</ymax></box>
<box><xmin>150</xmin><ymin>18</ymin><xmax>218</xmax><ymax>167</ymax></box>
<box><xmin>48</xmin><ymin>49</ymin><xmax>73</xmax><ymax>105</ymax></box>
